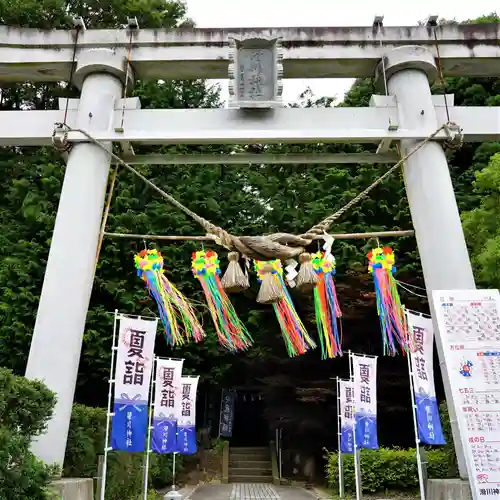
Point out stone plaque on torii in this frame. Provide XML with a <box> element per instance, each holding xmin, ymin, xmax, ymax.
<box><xmin>1</xmin><ymin>15</ymin><xmax>499</xmax><ymax>498</ymax></box>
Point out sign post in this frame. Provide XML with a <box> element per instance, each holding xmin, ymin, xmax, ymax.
<box><xmin>218</xmin><ymin>389</ymin><xmax>236</xmax><ymax>438</ymax></box>
<box><xmin>432</xmin><ymin>289</ymin><xmax>500</xmax><ymax>500</ymax></box>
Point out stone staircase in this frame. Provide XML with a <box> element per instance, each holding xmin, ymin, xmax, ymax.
<box><xmin>229</xmin><ymin>446</ymin><xmax>273</xmax><ymax>483</ymax></box>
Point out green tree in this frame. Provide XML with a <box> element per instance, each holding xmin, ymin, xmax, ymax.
<box><xmin>462</xmin><ymin>153</ymin><xmax>500</xmax><ymax>287</ymax></box>
<box><xmin>0</xmin><ymin>367</ymin><xmax>56</xmax><ymax>499</ymax></box>
<box><xmin>0</xmin><ymin>4</ymin><xmax>499</xmax><ymax>455</ymax></box>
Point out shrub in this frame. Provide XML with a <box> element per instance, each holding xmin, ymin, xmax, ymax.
<box><xmin>0</xmin><ymin>367</ymin><xmax>56</xmax><ymax>500</ymax></box>
<box><xmin>64</xmin><ymin>403</ymin><xmax>185</xmax><ymax>499</ymax></box>
<box><xmin>64</xmin><ymin>404</ymin><xmax>107</xmax><ymax>478</ymax></box>
<box><xmin>326</xmin><ymin>447</ymin><xmax>450</xmax><ymax>493</ymax></box>
<box><xmin>439</xmin><ymin>402</ymin><xmax>459</xmax><ymax>476</ymax></box>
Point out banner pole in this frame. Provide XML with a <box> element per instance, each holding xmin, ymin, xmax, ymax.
<box><xmin>143</xmin><ymin>355</ymin><xmax>157</xmax><ymax>500</ymax></box>
<box><xmin>100</xmin><ymin>310</ymin><xmax>119</xmax><ymax>500</ymax></box>
<box><xmin>172</xmin><ymin>451</ymin><xmax>177</xmax><ymax>488</ymax></box>
<box><xmin>349</xmin><ymin>351</ymin><xmax>362</xmax><ymax>500</ymax></box>
<box><xmin>407</xmin><ymin>352</ymin><xmax>426</xmax><ymax>500</ymax></box>
<box><xmin>336</xmin><ymin>377</ymin><xmax>345</xmax><ymax>498</ymax></box>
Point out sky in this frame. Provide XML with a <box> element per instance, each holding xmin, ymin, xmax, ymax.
<box><xmin>185</xmin><ymin>0</ymin><xmax>497</xmax><ymax>105</ymax></box>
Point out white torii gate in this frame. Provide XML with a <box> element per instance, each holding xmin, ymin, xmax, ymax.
<box><xmin>1</xmin><ymin>18</ymin><xmax>500</xmax><ymax>488</ymax></box>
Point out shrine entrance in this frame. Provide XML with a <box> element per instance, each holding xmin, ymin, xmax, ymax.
<box><xmin>230</xmin><ymin>389</ymin><xmax>268</xmax><ymax>446</ymax></box>
<box><xmin>4</xmin><ymin>18</ymin><xmax>500</xmax><ymax>500</ymax></box>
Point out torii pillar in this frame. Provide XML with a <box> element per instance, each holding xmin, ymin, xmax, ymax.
<box><xmin>375</xmin><ymin>46</ymin><xmax>474</xmax><ymax>483</ymax></box>
<box><xmin>25</xmin><ymin>49</ymin><xmax>132</xmax><ymax>467</ymax></box>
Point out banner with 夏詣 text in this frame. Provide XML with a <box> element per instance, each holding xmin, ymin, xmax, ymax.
<box><xmin>110</xmin><ymin>316</ymin><xmax>157</xmax><ymax>452</ymax></box>
<box><xmin>339</xmin><ymin>379</ymin><xmax>355</xmax><ymax>454</ymax></box>
<box><xmin>177</xmin><ymin>376</ymin><xmax>199</xmax><ymax>454</ymax></box>
<box><xmin>352</xmin><ymin>354</ymin><xmax>378</xmax><ymax>450</ymax></box>
<box><xmin>407</xmin><ymin>311</ymin><xmax>446</xmax><ymax>445</ymax></box>
<box><xmin>152</xmin><ymin>358</ymin><xmax>184</xmax><ymax>454</ymax></box>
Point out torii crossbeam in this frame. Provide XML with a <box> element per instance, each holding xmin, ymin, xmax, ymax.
<box><xmin>1</xmin><ymin>23</ymin><xmax>498</xmax><ymax>498</ymax></box>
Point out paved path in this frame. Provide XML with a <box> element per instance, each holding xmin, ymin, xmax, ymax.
<box><xmin>189</xmin><ymin>484</ymin><xmax>316</xmax><ymax>500</ymax></box>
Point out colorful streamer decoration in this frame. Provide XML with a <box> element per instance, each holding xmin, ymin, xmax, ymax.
<box><xmin>367</xmin><ymin>247</ymin><xmax>409</xmax><ymax>356</ymax></box>
<box><xmin>192</xmin><ymin>250</ymin><xmax>253</xmax><ymax>352</ymax></box>
<box><xmin>254</xmin><ymin>259</ymin><xmax>316</xmax><ymax>357</ymax></box>
<box><xmin>311</xmin><ymin>251</ymin><xmax>343</xmax><ymax>359</ymax></box>
<box><xmin>135</xmin><ymin>249</ymin><xmax>204</xmax><ymax>346</ymax></box>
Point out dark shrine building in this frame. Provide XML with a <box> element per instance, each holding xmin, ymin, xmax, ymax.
<box><xmin>201</xmin><ymin>385</ymin><xmax>270</xmax><ymax>446</ymax></box>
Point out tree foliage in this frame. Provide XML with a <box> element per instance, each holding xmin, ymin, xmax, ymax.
<box><xmin>463</xmin><ymin>153</ymin><xmax>500</xmax><ymax>286</ymax></box>
<box><xmin>0</xmin><ymin>2</ymin><xmax>498</xmax><ymax>455</ymax></box>
<box><xmin>0</xmin><ymin>368</ymin><xmax>56</xmax><ymax>499</ymax></box>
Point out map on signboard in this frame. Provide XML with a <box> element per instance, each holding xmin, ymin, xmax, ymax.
<box><xmin>433</xmin><ymin>289</ymin><xmax>500</xmax><ymax>500</ymax></box>
<box><xmin>237</xmin><ymin>48</ymin><xmax>274</xmax><ymax>102</ymax></box>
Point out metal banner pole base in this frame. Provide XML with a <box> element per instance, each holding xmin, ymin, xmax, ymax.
<box><xmin>164</xmin><ymin>450</ymin><xmax>183</xmax><ymax>499</ymax></box>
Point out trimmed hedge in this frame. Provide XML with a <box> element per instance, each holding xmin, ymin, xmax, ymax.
<box><xmin>0</xmin><ymin>367</ymin><xmax>56</xmax><ymax>500</ymax></box>
<box><xmin>326</xmin><ymin>447</ymin><xmax>450</xmax><ymax>493</ymax></box>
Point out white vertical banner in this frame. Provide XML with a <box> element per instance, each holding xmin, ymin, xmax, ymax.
<box><xmin>339</xmin><ymin>379</ymin><xmax>355</xmax><ymax>454</ymax></box>
<box><xmin>432</xmin><ymin>289</ymin><xmax>500</xmax><ymax>500</ymax></box>
<box><xmin>110</xmin><ymin>315</ymin><xmax>157</xmax><ymax>452</ymax></box>
<box><xmin>407</xmin><ymin>311</ymin><xmax>446</xmax><ymax>445</ymax></box>
<box><xmin>177</xmin><ymin>375</ymin><xmax>199</xmax><ymax>454</ymax></box>
<box><xmin>151</xmin><ymin>358</ymin><xmax>184</xmax><ymax>454</ymax></box>
<box><xmin>352</xmin><ymin>354</ymin><xmax>378</xmax><ymax>449</ymax></box>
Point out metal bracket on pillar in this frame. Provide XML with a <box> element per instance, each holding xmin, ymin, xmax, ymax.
<box><xmin>228</xmin><ymin>35</ymin><xmax>284</xmax><ymax>109</ymax></box>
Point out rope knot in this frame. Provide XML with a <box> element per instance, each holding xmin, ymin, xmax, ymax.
<box><xmin>52</xmin><ymin>123</ymin><xmax>72</xmax><ymax>152</ymax></box>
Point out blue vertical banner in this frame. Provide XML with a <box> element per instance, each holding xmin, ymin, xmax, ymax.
<box><xmin>407</xmin><ymin>311</ymin><xmax>446</xmax><ymax>445</ymax></box>
<box><xmin>219</xmin><ymin>389</ymin><xmax>236</xmax><ymax>438</ymax></box>
<box><xmin>110</xmin><ymin>316</ymin><xmax>157</xmax><ymax>452</ymax></box>
<box><xmin>339</xmin><ymin>379</ymin><xmax>355</xmax><ymax>454</ymax></box>
<box><xmin>352</xmin><ymin>354</ymin><xmax>379</xmax><ymax>450</ymax></box>
<box><xmin>177</xmin><ymin>376</ymin><xmax>199</xmax><ymax>454</ymax></box>
<box><xmin>151</xmin><ymin>358</ymin><xmax>184</xmax><ymax>454</ymax></box>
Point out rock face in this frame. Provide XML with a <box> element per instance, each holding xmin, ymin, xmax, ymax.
<box><xmin>427</xmin><ymin>479</ymin><xmax>472</xmax><ymax>500</ymax></box>
<box><xmin>49</xmin><ymin>478</ymin><xmax>93</xmax><ymax>500</ymax></box>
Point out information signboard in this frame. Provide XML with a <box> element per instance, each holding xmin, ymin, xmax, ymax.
<box><xmin>433</xmin><ymin>289</ymin><xmax>500</xmax><ymax>499</ymax></box>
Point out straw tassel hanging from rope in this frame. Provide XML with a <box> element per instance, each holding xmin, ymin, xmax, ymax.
<box><xmin>254</xmin><ymin>259</ymin><xmax>316</xmax><ymax>357</ymax></box>
<box><xmin>221</xmin><ymin>252</ymin><xmax>250</xmax><ymax>293</ymax></box>
<box><xmin>192</xmin><ymin>250</ymin><xmax>253</xmax><ymax>352</ymax></box>
<box><xmin>367</xmin><ymin>247</ymin><xmax>410</xmax><ymax>356</ymax></box>
<box><xmin>311</xmin><ymin>251</ymin><xmax>343</xmax><ymax>359</ymax></box>
<box><xmin>135</xmin><ymin>249</ymin><xmax>204</xmax><ymax>346</ymax></box>
<box><xmin>296</xmin><ymin>252</ymin><xmax>318</xmax><ymax>293</ymax></box>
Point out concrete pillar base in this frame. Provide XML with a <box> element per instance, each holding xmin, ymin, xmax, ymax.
<box><xmin>48</xmin><ymin>478</ymin><xmax>93</xmax><ymax>500</ymax></box>
<box><xmin>427</xmin><ymin>478</ymin><xmax>472</xmax><ymax>500</ymax></box>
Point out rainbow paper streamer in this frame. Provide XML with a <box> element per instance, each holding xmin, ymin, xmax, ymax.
<box><xmin>254</xmin><ymin>259</ymin><xmax>316</xmax><ymax>357</ymax></box>
<box><xmin>192</xmin><ymin>250</ymin><xmax>253</xmax><ymax>352</ymax></box>
<box><xmin>312</xmin><ymin>252</ymin><xmax>343</xmax><ymax>359</ymax></box>
<box><xmin>368</xmin><ymin>247</ymin><xmax>409</xmax><ymax>356</ymax></box>
<box><xmin>135</xmin><ymin>249</ymin><xmax>204</xmax><ymax>346</ymax></box>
